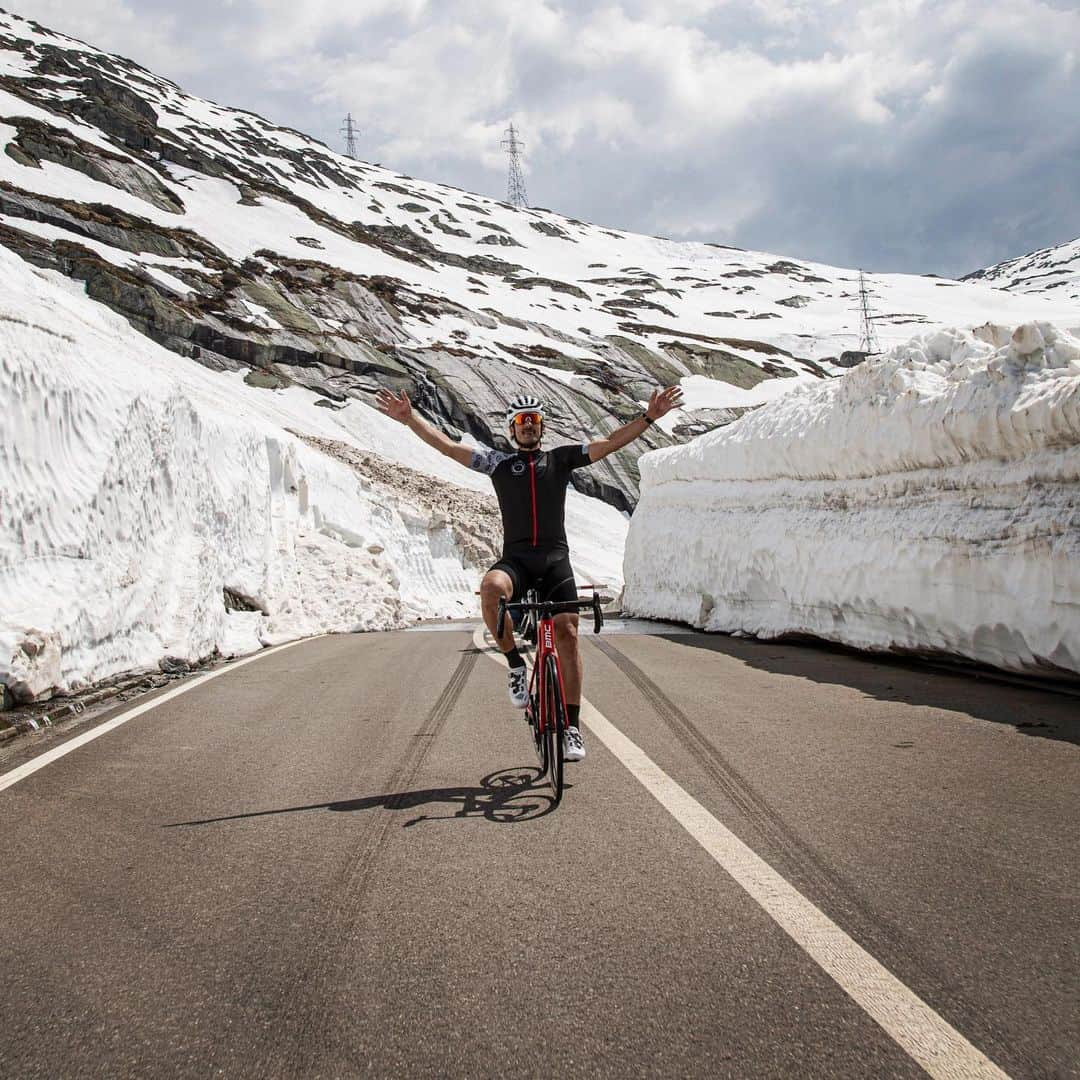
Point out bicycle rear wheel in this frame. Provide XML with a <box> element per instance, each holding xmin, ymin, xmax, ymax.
<box><xmin>543</xmin><ymin>654</ymin><xmax>566</xmax><ymax>804</ymax></box>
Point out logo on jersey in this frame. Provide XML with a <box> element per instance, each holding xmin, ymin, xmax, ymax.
<box><xmin>511</xmin><ymin>460</ymin><xmax>526</xmax><ymax>476</ymax></box>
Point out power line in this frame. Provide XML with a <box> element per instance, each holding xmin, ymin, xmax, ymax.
<box><xmin>340</xmin><ymin>113</ymin><xmax>360</xmax><ymax>159</ymax></box>
<box><xmin>501</xmin><ymin>121</ymin><xmax>528</xmax><ymax>208</ymax></box>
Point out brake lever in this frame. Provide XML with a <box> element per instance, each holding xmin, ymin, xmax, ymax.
<box><xmin>592</xmin><ymin>592</ymin><xmax>603</xmax><ymax>635</ymax></box>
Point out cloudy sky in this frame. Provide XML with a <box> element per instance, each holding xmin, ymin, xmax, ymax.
<box><xmin>11</xmin><ymin>0</ymin><xmax>1080</xmax><ymax>276</ymax></box>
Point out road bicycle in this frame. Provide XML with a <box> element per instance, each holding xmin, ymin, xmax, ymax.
<box><xmin>497</xmin><ymin>588</ymin><xmax>604</xmax><ymax>804</ymax></box>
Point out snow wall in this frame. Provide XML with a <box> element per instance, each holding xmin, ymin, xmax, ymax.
<box><xmin>623</xmin><ymin>322</ymin><xmax>1080</xmax><ymax>677</ymax></box>
<box><xmin>0</xmin><ymin>252</ymin><xmax>486</xmax><ymax>703</ymax></box>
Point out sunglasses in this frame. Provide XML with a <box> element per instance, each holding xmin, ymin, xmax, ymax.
<box><xmin>511</xmin><ymin>412</ymin><xmax>542</xmax><ymax>426</ymax></box>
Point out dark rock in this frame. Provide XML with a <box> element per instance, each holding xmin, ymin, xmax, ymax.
<box><xmin>478</xmin><ymin>233</ymin><xmax>523</xmax><ymax>247</ymax></box>
<box><xmin>428</xmin><ymin>215</ymin><xmax>469</xmax><ymax>238</ymax></box>
<box><xmin>375</xmin><ymin>181</ymin><xmax>434</xmax><ymax>199</ymax></box>
<box><xmin>159</xmin><ymin>655</ymin><xmax>191</xmax><ymax>674</ymax></box>
<box><xmin>602</xmin><ymin>296</ymin><xmax>676</xmax><ymax>319</ymax></box>
<box><xmin>530</xmin><ymin>220</ymin><xmax>573</xmax><ymax>240</ymax></box>
<box><xmin>837</xmin><ymin>350</ymin><xmax>870</xmax><ymax>367</ymax></box>
<box><xmin>4</xmin><ymin>142</ymin><xmax>40</xmax><ymax>168</ymax></box>
<box><xmin>510</xmin><ymin>276</ymin><xmax>590</xmax><ymax>300</ymax></box>
<box><xmin>69</xmin><ymin>74</ymin><xmax>162</xmax><ymax>153</ymax></box>
<box><xmin>223</xmin><ymin>587</ymin><xmax>265</xmax><ymax>613</ymax></box>
<box><xmin>244</xmin><ymin>368</ymin><xmax>290</xmax><ymax>389</ymax></box>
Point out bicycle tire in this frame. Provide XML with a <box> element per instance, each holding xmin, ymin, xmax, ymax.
<box><xmin>544</xmin><ymin>654</ymin><xmax>566</xmax><ymax>803</ymax></box>
<box><xmin>527</xmin><ymin>686</ymin><xmax>545</xmax><ymax>767</ymax></box>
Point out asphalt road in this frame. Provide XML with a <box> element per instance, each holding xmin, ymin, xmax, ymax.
<box><xmin>1</xmin><ymin>624</ymin><xmax>1077</xmax><ymax>1079</ymax></box>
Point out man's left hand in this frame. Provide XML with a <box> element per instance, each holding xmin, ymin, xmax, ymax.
<box><xmin>647</xmin><ymin>385</ymin><xmax>684</xmax><ymax>420</ymax></box>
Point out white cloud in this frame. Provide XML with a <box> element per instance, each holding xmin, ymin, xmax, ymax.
<box><xmin>7</xmin><ymin>0</ymin><xmax>1080</xmax><ymax>274</ymax></box>
<box><xmin>12</xmin><ymin>0</ymin><xmax>204</xmax><ymax>77</ymax></box>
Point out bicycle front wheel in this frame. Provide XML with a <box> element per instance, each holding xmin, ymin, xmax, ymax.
<box><xmin>543</xmin><ymin>654</ymin><xmax>566</xmax><ymax>804</ymax></box>
<box><xmin>527</xmin><ymin>685</ymin><xmax>545</xmax><ymax>768</ymax></box>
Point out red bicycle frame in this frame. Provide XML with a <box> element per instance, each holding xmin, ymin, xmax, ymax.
<box><xmin>528</xmin><ymin>609</ymin><xmax>567</xmax><ymax>741</ymax></box>
<box><xmin>496</xmin><ymin>589</ymin><xmax>604</xmax><ymax>802</ymax></box>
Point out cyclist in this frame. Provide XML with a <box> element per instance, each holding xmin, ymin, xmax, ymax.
<box><xmin>375</xmin><ymin>385</ymin><xmax>683</xmax><ymax>761</ymax></box>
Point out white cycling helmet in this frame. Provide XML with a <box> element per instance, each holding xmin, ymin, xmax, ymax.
<box><xmin>505</xmin><ymin>394</ymin><xmax>544</xmax><ymax>426</ymax></box>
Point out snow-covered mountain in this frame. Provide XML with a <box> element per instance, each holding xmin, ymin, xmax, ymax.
<box><xmin>1</xmin><ymin>7</ymin><xmax>1078</xmax><ymax>513</ymax></box>
<box><xmin>963</xmin><ymin>237</ymin><xmax>1080</xmax><ymax>303</ymax></box>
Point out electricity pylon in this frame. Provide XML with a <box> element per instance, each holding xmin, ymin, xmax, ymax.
<box><xmin>340</xmin><ymin>113</ymin><xmax>360</xmax><ymax>159</ymax></box>
<box><xmin>855</xmin><ymin>270</ymin><xmax>881</xmax><ymax>354</ymax></box>
<box><xmin>502</xmin><ymin>122</ymin><xmax>528</xmax><ymax>208</ymax></box>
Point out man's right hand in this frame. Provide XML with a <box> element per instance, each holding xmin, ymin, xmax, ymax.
<box><xmin>376</xmin><ymin>388</ymin><xmax>412</xmax><ymax>424</ymax></box>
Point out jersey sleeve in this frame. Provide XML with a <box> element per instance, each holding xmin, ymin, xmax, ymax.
<box><xmin>468</xmin><ymin>448</ymin><xmax>513</xmax><ymax>475</ymax></box>
<box><xmin>553</xmin><ymin>443</ymin><xmax>592</xmax><ymax>470</ymax></box>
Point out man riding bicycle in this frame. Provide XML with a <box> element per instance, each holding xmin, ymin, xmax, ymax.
<box><xmin>376</xmin><ymin>385</ymin><xmax>683</xmax><ymax>761</ymax></box>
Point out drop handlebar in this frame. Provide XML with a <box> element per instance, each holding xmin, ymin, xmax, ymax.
<box><xmin>496</xmin><ymin>592</ymin><xmax>605</xmax><ymax>640</ymax></box>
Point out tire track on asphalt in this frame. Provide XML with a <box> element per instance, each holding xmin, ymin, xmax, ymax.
<box><xmin>586</xmin><ymin>635</ymin><xmax>1038</xmax><ymax>1076</ymax></box>
<box><xmin>590</xmin><ymin>635</ymin><xmax>864</xmax><ymax>898</ymax></box>
<box><xmin>257</xmin><ymin>646</ymin><xmax>479</xmax><ymax>1078</ymax></box>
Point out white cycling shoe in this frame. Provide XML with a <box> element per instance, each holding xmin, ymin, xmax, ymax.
<box><xmin>507</xmin><ymin>665</ymin><xmax>528</xmax><ymax>709</ymax></box>
<box><xmin>562</xmin><ymin>725</ymin><xmax>586</xmax><ymax>762</ymax></box>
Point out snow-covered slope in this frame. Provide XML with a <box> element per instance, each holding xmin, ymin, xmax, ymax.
<box><xmin>623</xmin><ymin>322</ymin><xmax>1080</xmax><ymax>676</ymax></box>
<box><xmin>963</xmin><ymin>237</ymin><xmax>1080</xmax><ymax>303</ymax></box>
<box><xmin>0</xmin><ymin>245</ymin><xmax>626</xmax><ymax>701</ymax></box>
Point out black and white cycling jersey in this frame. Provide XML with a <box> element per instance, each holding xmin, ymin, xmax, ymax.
<box><xmin>469</xmin><ymin>444</ymin><xmax>592</xmax><ymax>551</ymax></box>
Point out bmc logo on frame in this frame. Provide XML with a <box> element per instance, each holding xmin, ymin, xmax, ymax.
<box><xmin>543</xmin><ymin>626</ymin><xmax>554</xmax><ymax>650</ymax></box>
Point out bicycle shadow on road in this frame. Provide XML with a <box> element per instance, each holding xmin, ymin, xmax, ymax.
<box><xmin>165</xmin><ymin>766</ymin><xmax>562</xmax><ymax>830</ymax></box>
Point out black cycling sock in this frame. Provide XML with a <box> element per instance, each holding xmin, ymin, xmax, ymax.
<box><xmin>567</xmin><ymin>704</ymin><xmax>581</xmax><ymax>728</ymax></box>
<box><xmin>504</xmin><ymin>647</ymin><xmax>525</xmax><ymax>670</ymax></box>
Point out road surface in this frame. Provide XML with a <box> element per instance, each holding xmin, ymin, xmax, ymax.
<box><xmin>1</xmin><ymin>624</ymin><xmax>1077</xmax><ymax>1078</ymax></box>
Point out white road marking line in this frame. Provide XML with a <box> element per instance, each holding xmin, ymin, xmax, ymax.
<box><xmin>0</xmin><ymin>639</ymin><xmax>310</xmax><ymax>795</ymax></box>
<box><xmin>472</xmin><ymin>625</ymin><xmax>1009</xmax><ymax>1080</ymax></box>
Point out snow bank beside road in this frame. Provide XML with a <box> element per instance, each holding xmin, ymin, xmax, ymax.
<box><xmin>623</xmin><ymin>323</ymin><xmax>1080</xmax><ymax>675</ymax></box>
<box><xmin>0</xmin><ymin>255</ymin><xmax>424</xmax><ymax>700</ymax></box>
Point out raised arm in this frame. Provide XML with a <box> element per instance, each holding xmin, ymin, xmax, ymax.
<box><xmin>587</xmin><ymin>385</ymin><xmax>683</xmax><ymax>463</ymax></box>
<box><xmin>375</xmin><ymin>388</ymin><xmax>474</xmax><ymax>467</ymax></box>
